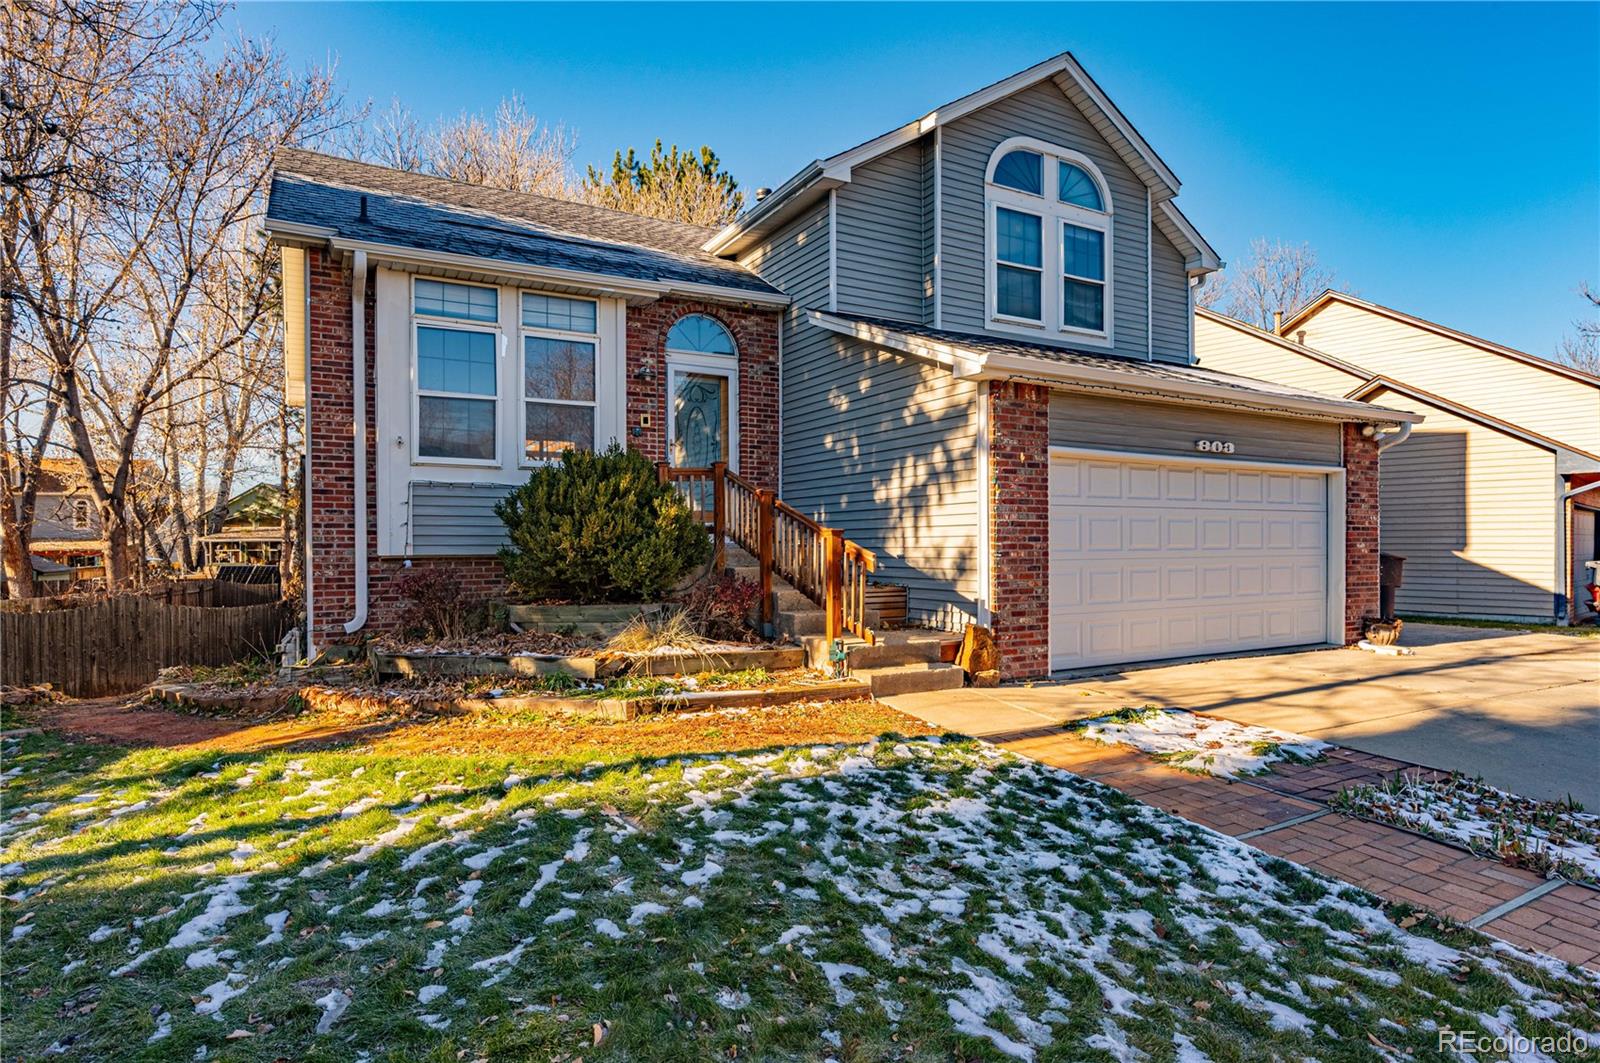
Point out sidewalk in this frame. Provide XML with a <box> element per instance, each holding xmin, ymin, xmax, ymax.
<box><xmin>892</xmin><ymin>701</ymin><xmax>1600</xmax><ymax>971</ymax></box>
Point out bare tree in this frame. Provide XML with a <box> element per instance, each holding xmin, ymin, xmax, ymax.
<box><xmin>360</xmin><ymin>95</ymin><xmax>574</xmax><ymax>197</ymax></box>
<box><xmin>4</xmin><ymin>3</ymin><xmax>341</xmax><ymax>588</ymax></box>
<box><xmin>579</xmin><ymin>140</ymin><xmax>744</xmax><ymax>226</ymax></box>
<box><xmin>1201</xmin><ymin>239</ymin><xmax>1343</xmax><ymax>330</ymax></box>
<box><xmin>1554</xmin><ymin>282</ymin><xmax>1600</xmax><ymax>376</ymax></box>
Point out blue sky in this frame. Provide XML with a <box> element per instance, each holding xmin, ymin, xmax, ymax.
<box><xmin>233</xmin><ymin>1</ymin><xmax>1598</xmax><ymax>359</ymax></box>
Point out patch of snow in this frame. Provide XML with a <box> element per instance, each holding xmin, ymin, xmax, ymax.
<box><xmin>1079</xmin><ymin>709</ymin><xmax>1328</xmax><ymax>778</ymax></box>
<box><xmin>313</xmin><ymin>988</ymin><xmax>351</xmax><ymax>1034</ymax></box>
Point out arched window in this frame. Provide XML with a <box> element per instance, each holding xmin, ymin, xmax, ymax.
<box><xmin>666</xmin><ymin>314</ymin><xmax>736</xmax><ymax>356</ymax></box>
<box><xmin>985</xmin><ymin>138</ymin><xmax>1114</xmax><ymax>343</ymax></box>
<box><xmin>665</xmin><ymin>314</ymin><xmax>738</xmax><ymax>469</ymax></box>
<box><xmin>72</xmin><ymin>499</ymin><xmax>90</xmax><ymax>530</ymax></box>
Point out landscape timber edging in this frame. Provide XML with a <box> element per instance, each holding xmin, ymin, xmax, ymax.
<box><xmin>368</xmin><ymin>645</ymin><xmax>806</xmax><ymax>680</ymax></box>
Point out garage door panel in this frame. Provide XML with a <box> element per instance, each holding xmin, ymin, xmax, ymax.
<box><xmin>1050</xmin><ymin>452</ymin><xmax>1330</xmax><ymax>671</ymax></box>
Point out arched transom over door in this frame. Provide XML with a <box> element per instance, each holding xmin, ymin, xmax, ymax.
<box><xmin>665</xmin><ymin>314</ymin><xmax>739</xmax><ymax>469</ymax></box>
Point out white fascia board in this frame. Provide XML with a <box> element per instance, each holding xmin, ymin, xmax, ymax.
<box><xmin>713</xmin><ymin>52</ymin><xmax>1183</xmax><ymax>257</ymax></box>
<box><xmin>986</xmin><ymin>351</ymin><xmax>1418</xmax><ymax>424</ymax></box>
<box><xmin>323</xmin><ymin>234</ymin><xmax>791</xmax><ymax>308</ymax></box>
<box><xmin>810</xmin><ymin>310</ymin><xmax>1417</xmax><ymax>425</ymax></box>
<box><xmin>264</xmin><ymin>218</ymin><xmax>338</xmax><ymax>243</ymax></box>
<box><xmin>1156</xmin><ymin>201</ymin><xmax>1222</xmax><ymax>273</ymax></box>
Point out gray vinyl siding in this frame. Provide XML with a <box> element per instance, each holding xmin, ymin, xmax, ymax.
<box><xmin>939</xmin><ymin>80</ymin><xmax>1151</xmax><ymax>359</ymax></box>
<box><xmin>835</xmin><ymin>141</ymin><xmax>928</xmax><ymax>323</ymax></box>
<box><xmin>740</xmin><ymin>199</ymin><xmax>979</xmax><ymax>627</ymax></box>
<box><xmin>1048</xmin><ymin>393</ymin><xmax>1342</xmax><ymax>466</ymax></box>
<box><xmin>782</xmin><ymin>339</ymin><xmax>979</xmax><ymax>627</ymax></box>
<box><xmin>1150</xmin><ymin>225</ymin><xmax>1190</xmax><ymax>362</ymax></box>
<box><xmin>409</xmin><ymin>481</ymin><xmax>514</xmax><ymax>556</ymax></box>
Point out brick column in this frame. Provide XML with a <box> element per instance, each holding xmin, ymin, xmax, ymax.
<box><xmin>305</xmin><ymin>247</ymin><xmax>360</xmax><ymax>646</ymax></box>
<box><xmin>988</xmin><ymin>382</ymin><xmax>1051</xmax><ymax>679</ymax></box>
<box><xmin>623</xmin><ymin>299</ymin><xmax>780</xmax><ymax>490</ymax></box>
<box><xmin>1342</xmin><ymin>423</ymin><xmax>1380</xmax><ymax>642</ymax></box>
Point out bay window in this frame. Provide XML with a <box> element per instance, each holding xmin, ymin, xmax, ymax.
<box><xmin>413</xmin><ymin>279</ymin><xmax>498</xmax><ymax>462</ymax></box>
<box><xmin>986</xmin><ymin>140</ymin><xmax>1114</xmax><ymax>343</ymax></box>
<box><xmin>521</xmin><ymin>292</ymin><xmax>598</xmax><ymax>463</ymax></box>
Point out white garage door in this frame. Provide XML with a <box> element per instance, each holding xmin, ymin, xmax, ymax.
<box><xmin>1049</xmin><ymin>451</ymin><xmax>1331</xmax><ymax>671</ymax></box>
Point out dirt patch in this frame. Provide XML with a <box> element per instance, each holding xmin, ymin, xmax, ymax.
<box><xmin>18</xmin><ymin>690</ymin><xmax>939</xmax><ymax>759</ymax></box>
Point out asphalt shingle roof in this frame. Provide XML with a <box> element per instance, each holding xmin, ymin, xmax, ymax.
<box><xmin>266</xmin><ymin>149</ymin><xmax>782</xmax><ymax>299</ymax></box>
<box><xmin>832</xmin><ymin>313</ymin><xmax>1416</xmax><ymax>421</ymax></box>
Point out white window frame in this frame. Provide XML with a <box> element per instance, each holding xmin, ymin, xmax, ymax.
<box><xmin>984</xmin><ymin>137</ymin><xmax>1115</xmax><ymax>348</ymax></box>
<box><xmin>518</xmin><ymin>289</ymin><xmax>601</xmax><ymax>468</ymax></box>
<box><xmin>410</xmin><ymin>276</ymin><xmax>502</xmax><ymax>468</ymax></box>
<box><xmin>665</xmin><ymin>348</ymin><xmax>739</xmax><ymax>472</ymax></box>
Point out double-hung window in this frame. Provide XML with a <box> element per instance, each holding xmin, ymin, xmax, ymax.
<box><xmin>986</xmin><ymin>141</ymin><xmax>1114</xmax><ymax>342</ymax></box>
<box><xmin>521</xmin><ymin>292</ymin><xmax>599</xmax><ymax>463</ymax></box>
<box><xmin>413</xmin><ymin>279</ymin><xmax>499</xmax><ymax>463</ymax></box>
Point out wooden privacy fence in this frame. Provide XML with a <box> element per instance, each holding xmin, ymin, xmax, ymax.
<box><xmin>660</xmin><ymin>462</ymin><xmax>877</xmax><ymax>644</ymax></box>
<box><xmin>1</xmin><ymin>594</ymin><xmax>290</xmax><ymax>696</ymax></box>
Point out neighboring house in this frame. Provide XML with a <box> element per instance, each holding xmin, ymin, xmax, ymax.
<box><xmin>265</xmin><ymin>53</ymin><xmax>1416</xmax><ymax>677</ymax></box>
<box><xmin>21</xmin><ymin>458</ymin><xmax>110</xmax><ymax>583</ymax></box>
<box><xmin>198</xmin><ymin>483</ymin><xmax>286</xmax><ymax>569</ymax></box>
<box><xmin>1197</xmin><ymin>294</ymin><xmax>1600</xmax><ymax>623</ymax></box>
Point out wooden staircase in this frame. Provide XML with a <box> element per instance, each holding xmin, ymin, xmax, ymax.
<box><xmin>663</xmin><ymin>463</ymin><xmax>965</xmax><ymax>695</ymax></box>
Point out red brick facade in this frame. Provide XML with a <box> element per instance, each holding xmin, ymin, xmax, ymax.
<box><xmin>303</xmin><ymin>250</ymin><xmax>781</xmax><ymax>646</ymax></box>
<box><xmin>624</xmin><ymin>298</ymin><xmax>780</xmax><ymax>490</ymax></box>
<box><xmin>1342</xmin><ymin>423</ymin><xmax>1381</xmax><ymax>642</ymax></box>
<box><xmin>986</xmin><ymin>382</ymin><xmax>1052</xmax><ymax>680</ymax></box>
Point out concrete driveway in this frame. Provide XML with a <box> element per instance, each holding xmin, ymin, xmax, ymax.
<box><xmin>888</xmin><ymin>623</ymin><xmax>1600</xmax><ymax>807</ymax></box>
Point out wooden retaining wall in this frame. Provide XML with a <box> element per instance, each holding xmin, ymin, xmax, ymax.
<box><xmin>0</xmin><ymin>595</ymin><xmax>291</xmax><ymax>697</ymax></box>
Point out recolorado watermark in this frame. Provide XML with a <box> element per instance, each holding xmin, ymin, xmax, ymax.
<box><xmin>1439</xmin><ymin>1027</ymin><xmax>1590</xmax><ymax>1056</ymax></box>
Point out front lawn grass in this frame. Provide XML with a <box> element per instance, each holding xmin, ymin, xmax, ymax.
<box><xmin>2</xmin><ymin>702</ymin><xmax>1596</xmax><ymax>1061</ymax></box>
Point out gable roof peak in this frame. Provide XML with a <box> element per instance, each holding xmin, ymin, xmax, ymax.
<box><xmin>705</xmin><ymin>52</ymin><xmax>1185</xmax><ymax>257</ymax></box>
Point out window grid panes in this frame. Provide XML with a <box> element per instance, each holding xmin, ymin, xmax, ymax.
<box><xmin>1062</xmin><ymin>223</ymin><xmax>1106</xmax><ymax>332</ymax></box>
<box><xmin>1058</xmin><ymin>162</ymin><xmax>1104</xmax><ymax>210</ymax></box>
<box><xmin>995</xmin><ymin>207</ymin><xmax>1043</xmax><ymax>320</ymax></box>
<box><xmin>665</xmin><ymin>314</ymin><xmax>736</xmax><ymax>355</ymax></box>
<box><xmin>418</xmin><ymin>326</ymin><xmax>496</xmax><ymax>396</ymax></box>
<box><xmin>521</xmin><ymin>293</ymin><xmax>597</xmax><ymax>334</ymax></box>
<box><xmin>992</xmin><ymin>150</ymin><xmax>1042</xmax><ymax>195</ymax></box>
<box><xmin>415</xmin><ymin>279</ymin><xmax>498</xmax><ymax>322</ymax></box>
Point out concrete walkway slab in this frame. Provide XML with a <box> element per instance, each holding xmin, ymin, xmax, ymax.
<box><xmin>887</xmin><ymin>623</ymin><xmax>1600</xmax><ymax>806</ymax></box>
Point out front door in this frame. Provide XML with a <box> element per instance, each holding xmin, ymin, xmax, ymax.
<box><xmin>668</xmin><ymin>362</ymin><xmax>737</xmax><ymax>469</ymax></box>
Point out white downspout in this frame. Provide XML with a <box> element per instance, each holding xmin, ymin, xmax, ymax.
<box><xmin>1556</xmin><ymin>477</ymin><xmax>1598</xmax><ymax>626</ymax></box>
<box><xmin>343</xmin><ymin>250</ymin><xmax>369</xmax><ymax>635</ymax></box>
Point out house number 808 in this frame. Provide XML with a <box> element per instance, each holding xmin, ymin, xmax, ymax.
<box><xmin>1195</xmin><ymin>439</ymin><xmax>1235</xmax><ymax>454</ymax></box>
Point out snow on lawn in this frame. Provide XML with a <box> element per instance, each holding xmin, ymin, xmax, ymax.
<box><xmin>1076</xmin><ymin>707</ymin><xmax>1330</xmax><ymax>777</ymax></box>
<box><xmin>2</xmin><ymin>728</ymin><xmax>1597</xmax><ymax>1062</ymax></box>
<box><xmin>1334</xmin><ymin>772</ymin><xmax>1600</xmax><ymax>885</ymax></box>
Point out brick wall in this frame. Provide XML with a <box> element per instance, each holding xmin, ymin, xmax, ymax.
<box><xmin>1343</xmin><ymin>423</ymin><xmax>1381</xmax><ymax>642</ymax></box>
<box><xmin>987</xmin><ymin>381</ymin><xmax>1051</xmax><ymax>679</ymax></box>
<box><xmin>304</xmin><ymin>255</ymin><xmax>780</xmax><ymax>646</ymax></box>
<box><xmin>624</xmin><ymin>298</ymin><xmax>780</xmax><ymax>489</ymax></box>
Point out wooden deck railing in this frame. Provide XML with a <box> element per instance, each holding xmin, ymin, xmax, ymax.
<box><xmin>659</xmin><ymin>462</ymin><xmax>875</xmax><ymax>644</ymax></box>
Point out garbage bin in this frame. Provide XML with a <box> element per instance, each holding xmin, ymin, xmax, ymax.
<box><xmin>1379</xmin><ymin>553</ymin><xmax>1405</xmax><ymax>620</ymax></box>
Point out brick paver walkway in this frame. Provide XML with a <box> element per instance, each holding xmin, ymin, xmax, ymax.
<box><xmin>1000</xmin><ymin>723</ymin><xmax>1600</xmax><ymax>971</ymax></box>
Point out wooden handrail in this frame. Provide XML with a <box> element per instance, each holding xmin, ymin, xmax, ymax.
<box><xmin>658</xmin><ymin>462</ymin><xmax>876</xmax><ymax>644</ymax></box>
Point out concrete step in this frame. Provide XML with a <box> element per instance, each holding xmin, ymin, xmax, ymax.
<box><xmin>776</xmin><ymin>609</ymin><xmax>826</xmax><ymax>639</ymax></box>
<box><xmin>859</xmin><ymin>662</ymin><xmax>965</xmax><ymax>697</ymax></box>
<box><xmin>803</xmin><ymin>632</ymin><xmax>946</xmax><ymax>670</ymax></box>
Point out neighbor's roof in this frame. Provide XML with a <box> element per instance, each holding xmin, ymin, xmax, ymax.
<box><xmin>1282</xmin><ymin>290</ymin><xmax>1600</xmax><ymax>388</ymax></box>
<box><xmin>265</xmin><ymin>149</ymin><xmax>785</xmax><ymax>303</ymax></box>
<box><xmin>705</xmin><ymin>52</ymin><xmax>1219</xmax><ymax>271</ymax></box>
<box><xmin>1350</xmin><ymin>376</ymin><xmax>1600</xmax><ymax>466</ymax></box>
<box><xmin>810</xmin><ymin>311</ymin><xmax>1420</xmax><ymax>426</ymax></box>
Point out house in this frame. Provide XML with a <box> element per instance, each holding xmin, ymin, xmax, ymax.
<box><xmin>197</xmin><ymin>483</ymin><xmax>286</xmax><ymax>569</ymax></box>
<box><xmin>265</xmin><ymin>53</ymin><xmax>1417</xmax><ymax>677</ymax></box>
<box><xmin>1196</xmin><ymin>294</ymin><xmax>1600</xmax><ymax>624</ymax></box>
<box><xmin>20</xmin><ymin>458</ymin><xmax>110</xmax><ymax>584</ymax></box>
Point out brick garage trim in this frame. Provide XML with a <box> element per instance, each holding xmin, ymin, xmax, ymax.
<box><xmin>304</xmin><ymin>258</ymin><xmax>780</xmax><ymax>645</ymax></box>
<box><xmin>1342</xmin><ymin>422</ymin><xmax>1381</xmax><ymax>642</ymax></box>
<box><xmin>985</xmin><ymin>384</ymin><xmax>1383</xmax><ymax>678</ymax></box>
<box><xmin>986</xmin><ymin>381</ymin><xmax>1051</xmax><ymax>680</ymax></box>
